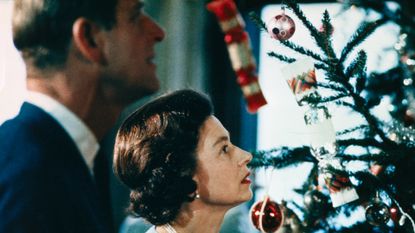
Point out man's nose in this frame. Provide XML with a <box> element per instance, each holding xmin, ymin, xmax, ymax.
<box><xmin>150</xmin><ymin>18</ymin><xmax>165</xmax><ymax>42</ymax></box>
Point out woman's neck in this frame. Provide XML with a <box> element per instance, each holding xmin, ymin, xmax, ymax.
<box><xmin>157</xmin><ymin>204</ymin><xmax>230</xmax><ymax>233</ymax></box>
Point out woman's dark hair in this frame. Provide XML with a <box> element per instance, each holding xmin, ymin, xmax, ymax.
<box><xmin>12</xmin><ymin>0</ymin><xmax>117</xmax><ymax>69</ymax></box>
<box><xmin>113</xmin><ymin>89</ymin><xmax>213</xmax><ymax>225</ymax></box>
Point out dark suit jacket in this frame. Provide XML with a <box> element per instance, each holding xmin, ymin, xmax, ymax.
<box><xmin>0</xmin><ymin>102</ymin><xmax>112</xmax><ymax>233</ymax></box>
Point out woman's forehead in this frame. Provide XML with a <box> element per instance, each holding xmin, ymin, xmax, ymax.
<box><xmin>198</xmin><ymin>116</ymin><xmax>229</xmax><ymax>146</ymax></box>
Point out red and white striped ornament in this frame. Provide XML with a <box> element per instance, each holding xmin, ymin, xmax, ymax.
<box><xmin>207</xmin><ymin>0</ymin><xmax>267</xmax><ymax>113</ymax></box>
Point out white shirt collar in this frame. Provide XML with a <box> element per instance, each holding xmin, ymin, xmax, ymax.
<box><xmin>26</xmin><ymin>91</ymin><xmax>99</xmax><ymax>173</ymax></box>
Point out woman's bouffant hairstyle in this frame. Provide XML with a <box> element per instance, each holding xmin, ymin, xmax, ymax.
<box><xmin>12</xmin><ymin>0</ymin><xmax>117</xmax><ymax>69</ymax></box>
<box><xmin>113</xmin><ymin>89</ymin><xmax>213</xmax><ymax>226</ymax></box>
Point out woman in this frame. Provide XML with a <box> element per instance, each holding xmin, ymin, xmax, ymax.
<box><xmin>113</xmin><ymin>89</ymin><xmax>252</xmax><ymax>233</ymax></box>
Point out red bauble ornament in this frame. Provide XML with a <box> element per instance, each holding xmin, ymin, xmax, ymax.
<box><xmin>390</xmin><ymin>206</ymin><xmax>400</xmax><ymax>223</ymax></box>
<box><xmin>250</xmin><ymin>196</ymin><xmax>284</xmax><ymax>233</ymax></box>
<box><xmin>267</xmin><ymin>12</ymin><xmax>296</xmax><ymax>41</ymax></box>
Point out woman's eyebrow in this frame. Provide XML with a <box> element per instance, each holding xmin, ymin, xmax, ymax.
<box><xmin>212</xmin><ymin>135</ymin><xmax>229</xmax><ymax>147</ymax></box>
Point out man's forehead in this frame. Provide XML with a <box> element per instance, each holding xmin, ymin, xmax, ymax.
<box><xmin>135</xmin><ymin>0</ymin><xmax>144</xmax><ymax>6</ymax></box>
<box><xmin>117</xmin><ymin>0</ymin><xmax>144</xmax><ymax>8</ymax></box>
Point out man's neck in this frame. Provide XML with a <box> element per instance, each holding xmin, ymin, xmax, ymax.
<box><xmin>26</xmin><ymin>67</ymin><xmax>118</xmax><ymax>140</ymax></box>
<box><xmin>85</xmin><ymin>93</ymin><xmax>123</xmax><ymax>140</ymax></box>
<box><xmin>27</xmin><ymin>69</ymin><xmax>96</xmax><ymax>114</ymax></box>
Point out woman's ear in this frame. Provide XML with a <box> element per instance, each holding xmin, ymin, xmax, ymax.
<box><xmin>72</xmin><ymin>18</ymin><xmax>106</xmax><ymax>64</ymax></box>
<box><xmin>189</xmin><ymin>190</ymin><xmax>200</xmax><ymax>200</ymax></box>
<box><xmin>193</xmin><ymin>192</ymin><xmax>200</xmax><ymax>199</ymax></box>
<box><xmin>192</xmin><ymin>175</ymin><xmax>199</xmax><ymax>184</ymax></box>
<box><xmin>190</xmin><ymin>177</ymin><xmax>200</xmax><ymax>200</ymax></box>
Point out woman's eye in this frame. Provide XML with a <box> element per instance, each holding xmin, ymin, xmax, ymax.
<box><xmin>221</xmin><ymin>145</ymin><xmax>229</xmax><ymax>154</ymax></box>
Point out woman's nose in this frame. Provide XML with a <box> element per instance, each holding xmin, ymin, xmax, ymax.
<box><xmin>238</xmin><ymin>148</ymin><xmax>252</xmax><ymax>167</ymax></box>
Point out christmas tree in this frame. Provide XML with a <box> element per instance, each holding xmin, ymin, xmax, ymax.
<box><xmin>242</xmin><ymin>0</ymin><xmax>415</xmax><ymax>232</ymax></box>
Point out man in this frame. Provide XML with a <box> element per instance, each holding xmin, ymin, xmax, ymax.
<box><xmin>0</xmin><ymin>0</ymin><xmax>164</xmax><ymax>232</ymax></box>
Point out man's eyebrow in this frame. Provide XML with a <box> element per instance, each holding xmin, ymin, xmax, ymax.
<box><xmin>136</xmin><ymin>1</ymin><xmax>144</xmax><ymax>9</ymax></box>
<box><xmin>129</xmin><ymin>1</ymin><xmax>145</xmax><ymax>21</ymax></box>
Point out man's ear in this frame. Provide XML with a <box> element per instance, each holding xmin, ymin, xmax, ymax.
<box><xmin>72</xmin><ymin>18</ymin><xmax>106</xmax><ymax>64</ymax></box>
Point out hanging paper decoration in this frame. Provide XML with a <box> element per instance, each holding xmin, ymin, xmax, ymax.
<box><xmin>281</xmin><ymin>58</ymin><xmax>359</xmax><ymax>207</ymax></box>
<box><xmin>206</xmin><ymin>0</ymin><xmax>267</xmax><ymax>113</ymax></box>
<box><xmin>282</xmin><ymin>58</ymin><xmax>318</xmax><ymax>103</ymax></box>
<box><xmin>319</xmin><ymin>162</ymin><xmax>359</xmax><ymax>208</ymax></box>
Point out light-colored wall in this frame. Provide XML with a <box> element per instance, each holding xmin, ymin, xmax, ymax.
<box><xmin>0</xmin><ymin>0</ymin><xmax>26</xmax><ymax>124</ymax></box>
<box><xmin>146</xmin><ymin>0</ymin><xmax>207</xmax><ymax>93</ymax></box>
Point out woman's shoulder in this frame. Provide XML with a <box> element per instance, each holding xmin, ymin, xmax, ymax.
<box><xmin>145</xmin><ymin>226</ymin><xmax>158</xmax><ymax>233</ymax></box>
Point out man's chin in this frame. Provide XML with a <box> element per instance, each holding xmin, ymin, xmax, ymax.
<box><xmin>120</xmin><ymin>84</ymin><xmax>159</xmax><ymax>105</ymax></box>
<box><xmin>146</xmin><ymin>80</ymin><xmax>160</xmax><ymax>93</ymax></box>
<box><xmin>141</xmin><ymin>75</ymin><xmax>160</xmax><ymax>92</ymax></box>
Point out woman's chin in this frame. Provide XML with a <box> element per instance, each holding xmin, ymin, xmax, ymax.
<box><xmin>239</xmin><ymin>189</ymin><xmax>253</xmax><ymax>203</ymax></box>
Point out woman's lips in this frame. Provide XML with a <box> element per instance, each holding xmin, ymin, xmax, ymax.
<box><xmin>241</xmin><ymin>172</ymin><xmax>251</xmax><ymax>184</ymax></box>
